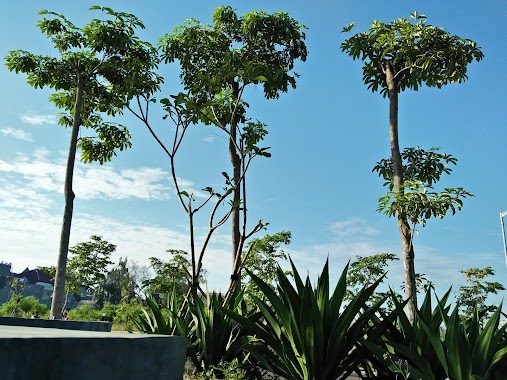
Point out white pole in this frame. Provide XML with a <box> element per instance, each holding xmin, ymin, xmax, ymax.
<box><xmin>501</xmin><ymin>211</ymin><xmax>507</xmax><ymax>268</ymax></box>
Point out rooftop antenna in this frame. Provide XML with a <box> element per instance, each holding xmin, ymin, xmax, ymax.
<box><xmin>501</xmin><ymin>210</ymin><xmax>507</xmax><ymax>268</ymax></box>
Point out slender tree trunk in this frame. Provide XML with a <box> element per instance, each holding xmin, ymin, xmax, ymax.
<box><xmin>385</xmin><ymin>62</ymin><xmax>417</xmax><ymax>323</ymax></box>
<box><xmin>229</xmin><ymin>81</ymin><xmax>242</xmax><ymax>278</ymax></box>
<box><xmin>51</xmin><ymin>75</ymin><xmax>84</xmax><ymax>319</ymax></box>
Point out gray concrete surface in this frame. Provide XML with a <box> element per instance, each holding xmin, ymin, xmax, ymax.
<box><xmin>0</xmin><ymin>316</ymin><xmax>112</xmax><ymax>331</ymax></box>
<box><xmin>0</xmin><ymin>325</ymin><xmax>187</xmax><ymax>380</ymax></box>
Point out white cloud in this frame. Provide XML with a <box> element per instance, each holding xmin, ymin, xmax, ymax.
<box><xmin>204</xmin><ymin>136</ymin><xmax>216</xmax><ymax>143</ymax></box>
<box><xmin>0</xmin><ymin>177</ymin><xmax>233</xmax><ymax>291</ymax></box>
<box><xmin>0</xmin><ymin>128</ymin><xmax>32</xmax><ymax>141</ymax></box>
<box><xmin>330</xmin><ymin>217</ymin><xmax>380</xmax><ymax>240</ymax></box>
<box><xmin>0</xmin><ymin>150</ymin><xmax>172</xmax><ymax>201</ymax></box>
<box><xmin>20</xmin><ymin>113</ymin><xmax>58</xmax><ymax>126</ymax></box>
<box><xmin>75</xmin><ymin>167</ymin><xmax>170</xmax><ymax>200</ymax></box>
<box><xmin>0</xmin><ymin>145</ymin><xmax>236</xmax><ymax>290</ymax></box>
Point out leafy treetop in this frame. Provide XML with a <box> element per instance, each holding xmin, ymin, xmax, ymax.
<box><xmin>341</xmin><ymin>12</ymin><xmax>484</xmax><ymax>96</ymax></box>
<box><xmin>5</xmin><ymin>6</ymin><xmax>161</xmax><ymax>164</ymax></box>
<box><xmin>457</xmin><ymin>266</ymin><xmax>505</xmax><ymax>319</ymax></box>
<box><xmin>159</xmin><ymin>5</ymin><xmax>308</xmax><ymax>103</ymax></box>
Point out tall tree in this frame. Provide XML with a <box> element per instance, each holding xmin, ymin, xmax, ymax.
<box><xmin>66</xmin><ymin>235</ymin><xmax>114</xmax><ymax>296</ymax></box>
<box><xmin>240</xmin><ymin>231</ymin><xmax>292</xmax><ymax>306</ymax></box>
<box><xmin>39</xmin><ymin>236</ymin><xmax>115</xmax><ymax>309</ymax></box>
<box><xmin>5</xmin><ymin>7</ymin><xmax>160</xmax><ymax>318</ymax></box>
<box><xmin>456</xmin><ymin>266</ymin><xmax>505</xmax><ymax>319</ymax></box>
<box><xmin>345</xmin><ymin>253</ymin><xmax>398</xmax><ymax>305</ymax></box>
<box><xmin>96</xmin><ymin>257</ymin><xmax>146</xmax><ymax>306</ymax></box>
<box><xmin>341</xmin><ymin>13</ymin><xmax>483</xmax><ymax>321</ymax></box>
<box><xmin>155</xmin><ymin>6</ymin><xmax>307</xmax><ymax>291</ymax></box>
<box><xmin>142</xmin><ymin>250</ymin><xmax>203</xmax><ymax>305</ymax></box>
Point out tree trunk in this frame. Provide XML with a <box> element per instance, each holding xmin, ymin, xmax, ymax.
<box><xmin>51</xmin><ymin>75</ymin><xmax>84</xmax><ymax>319</ymax></box>
<box><xmin>229</xmin><ymin>81</ymin><xmax>242</xmax><ymax>277</ymax></box>
<box><xmin>385</xmin><ymin>62</ymin><xmax>417</xmax><ymax>323</ymax></box>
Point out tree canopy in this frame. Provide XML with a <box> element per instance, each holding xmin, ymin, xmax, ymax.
<box><xmin>341</xmin><ymin>12</ymin><xmax>484</xmax><ymax>96</ymax></box>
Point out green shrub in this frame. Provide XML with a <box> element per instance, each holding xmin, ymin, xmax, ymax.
<box><xmin>114</xmin><ymin>297</ymin><xmax>143</xmax><ymax>331</ymax></box>
<box><xmin>0</xmin><ymin>295</ymin><xmax>49</xmax><ymax>318</ymax></box>
<box><xmin>67</xmin><ymin>304</ymin><xmax>103</xmax><ymax>321</ymax></box>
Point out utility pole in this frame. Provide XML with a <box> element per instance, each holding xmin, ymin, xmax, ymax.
<box><xmin>501</xmin><ymin>210</ymin><xmax>507</xmax><ymax>268</ymax></box>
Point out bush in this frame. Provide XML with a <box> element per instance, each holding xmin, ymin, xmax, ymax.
<box><xmin>0</xmin><ymin>295</ymin><xmax>49</xmax><ymax>318</ymax></box>
<box><xmin>67</xmin><ymin>304</ymin><xmax>103</xmax><ymax>321</ymax></box>
<box><xmin>114</xmin><ymin>297</ymin><xmax>143</xmax><ymax>331</ymax></box>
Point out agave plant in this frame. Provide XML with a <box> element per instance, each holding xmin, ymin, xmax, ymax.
<box><xmin>134</xmin><ymin>292</ymin><xmax>184</xmax><ymax>335</ymax></box>
<box><xmin>186</xmin><ymin>288</ymin><xmax>259</xmax><ymax>375</ymax></box>
<box><xmin>365</xmin><ymin>286</ymin><xmax>507</xmax><ymax>380</ymax></box>
<box><xmin>135</xmin><ymin>287</ymin><xmax>258</xmax><ymax>377</ymax></box>
<box><xmin>222</xmin><ymin>258</ymin><xmax>390</xmax><ymax>380</ymax></box>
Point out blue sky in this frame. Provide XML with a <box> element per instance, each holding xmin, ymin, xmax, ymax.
<box><xmin>1</xmin><ymin>0</ymin><xmax>506</xmax><ymax>303</ymax></box>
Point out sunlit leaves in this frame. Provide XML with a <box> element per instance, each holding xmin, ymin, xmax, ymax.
<box><xmin>377</xmin><ymin>180</ymin><xmax>473</xmax><ymax>226</ymax></box>
<box><xmin>78</xmin><ymin>122</ymin><xmax>132</xmax><ymax>164</ymax></box>
<box><xmin>66</xmin><ymin>235</ymin><xmax>115</xmax><ymax>295</ymax></box>
<box><xmin>159</xmin><ymin>5</ymin><xmax>307</xmax><ymax>101</ymax></box>
<box><xmin>374</xmin><ymin>147</ymin><xmax>473</xmax><ymax>227</ymax></box>
<box><xmin>5</xmin><ymin>7</ymin><xmax>162</xmax><ymax>165</ymax></box>
<box><xmin>373</xmin><ymin>147</ymin><xmax>459</xmax><ymax>190</ymax></box>
<box><xmin>341</xmin><ymin>14</ymin><xmax>484</xmax><ymax>97</ymax></box>
<box><xmin>457</xmin><ymin>267</ymin><xmax>505</xmax><ymax>319</ymax></box>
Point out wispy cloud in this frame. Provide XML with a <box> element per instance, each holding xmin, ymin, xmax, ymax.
<box><xmin>330</xmin><ymin>217</ymin><xmax>381</xmax><ymax>240</ymax></box>
<box><xmin>0</xmin><ymin>128</ymin><xmax>32</xmax><ymax>141</ymax></box>
<box><xmin>204</xmin><ymin>136</ymin><xmax>216</xmax><ymax>143</ymax></box>
<box><xmin>20</xmin><ymin>113</ymin><xmax>58</xmax><ymax>126</ymax></box>
<box><xmin>0</xmin><ymin>149</ymin><xmax>171</xmax><ymax>201</ymax></box>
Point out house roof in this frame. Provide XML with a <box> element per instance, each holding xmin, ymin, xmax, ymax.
<box><xmin>14</xmin><ymin>268</ymin><xmax>52</xmax><ymax>284</ymax></box>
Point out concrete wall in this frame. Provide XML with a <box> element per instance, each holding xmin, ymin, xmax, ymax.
<box><xmin>0</xmin><ymin>325</ymin><xmax>187</xmax><ymax>380</ymax></box>
<box><xmin>0</xmin><ymin>317</ymin><xmax>112</xmax><ymax>332</ymax></box>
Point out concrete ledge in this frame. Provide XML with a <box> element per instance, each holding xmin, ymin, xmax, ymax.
<box><xmin>0</xmin><ymin>316</ymin><xmax>112</xmax><ymax>332</ymax></box>
<box><xmin>0</xmin><ymin>325</ymin><xmax>187</xmax><ymax>380</ymax></box>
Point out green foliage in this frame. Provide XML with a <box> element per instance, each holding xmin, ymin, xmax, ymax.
<box><xmin>0</xmin><ymin>295</ymin><xmax>49</xmax><ymax>318</ymax></box>
<box><xmin>96</xmin><ymin>257</ymin><xmax>138</xmax><ymax>307</ymax></box>
<box><xmin>374</xmin><ymin>147</ymin><xmax>473</xmax><ymax>227</ymax></box>
<box><xmin>66</xmin><ymin>235</ymin><xmax>115</xmax><ymax>296</ymax></box>
<box><xmin>5</xmin><ymin>6</ymin><xmax>161</xmax><ymax>164</ymax></box>
<box><xmin>378</xmin><ymin>180</ymin><xmax>473</xmax><ymax>228</ymax></box>
<box><xmin>185</xmin><ymin>289</ymin><xmax>254</xmax><ymax>376</ymax></box>
<box><xmin>342</xmin><ymin>12</ymin><xmax>483</xmax><ymax>320</ymax></box>
<box><xmin>366</xmin><ymin>287</ymin><xmax>507</xmax><ymax>379</ymax></box>
<box><xmin>137</xmin><ymin>289</ymin><xmax>255</xmax><ymax>378</ymax></box>
<box><xmin>6</xmin><ymin>7</ymin><xmax>161</xmax><ymax>318</ymax></box>
<box><xmin>241</xmin><ymin>231</ymin><xmax>292</xmax><ymax>306</ymax></box>
<box><xmin>345</xmin><ymin>253</ymin><xmax>399</xmax><ymax>312</ymax></box>
<box><xmin>346</xmin><ymin>253</ymin><xmax>398</xmax><ymax>295</ymax></box>
<box><xmin>135</xmin><ymin>294</ymin><xmax>180</xmax><ymax>335</ymax></box>
<box><xmin>374</xmin><ymin>147</ymin><xmax>458</xmax><ymax>190</ymax></box>
<box><xmin>160</xmin><ymin>5</ymin><xmax>307</xmax><ymax>101</ymax></box>
<box><xmin>226</xmin><ymin>258</ymin><xmax>389</xmax><ymax>380</ymax></box>
<box><xmin>457</xmin><ymin>267</ymin><xmax>505</xmax><ymax>319</ymax></box>
<box><xmin>185</xmin><ymin>358</ymin><xmax>247</xmax><ymax>380</ymax></box>
<box><xmin>67</xmin><ymin>304</ymin><xmax>103</xmax><ymax>321</ymax></box>
<box><xmin>341</xmin><ymin>12</ymin><xmax>484</xmax><ymax>96</ymax></box>
<box><xmin>142</xmin><ymin>250</ymin><xmax>202</xmax><ymax>305</ymax></box>
<box><xmin>112</xmin><ymin>297</ymin><xmax>143</xmax><ymax>331</ymax></box>
<box><xmin>365</xmin><ymin>287</ymin><xmax>453</xmax><ymax>379</ymax></box>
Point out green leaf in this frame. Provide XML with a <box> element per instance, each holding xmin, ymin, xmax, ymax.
<box><xmin>341</xmin><ymin>22</ymin><xmax>355</xmax><ymax>33</ymax></box>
